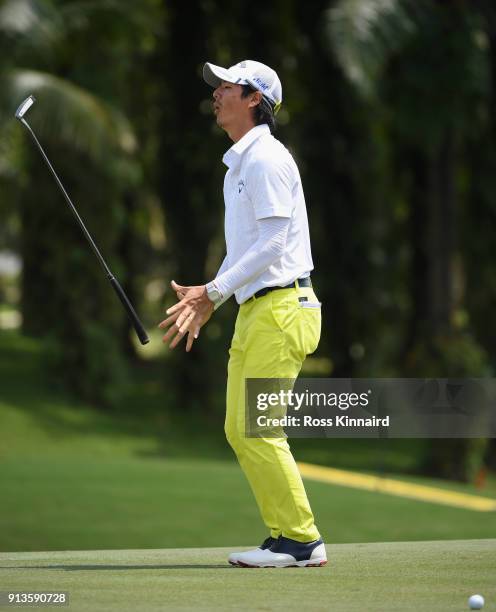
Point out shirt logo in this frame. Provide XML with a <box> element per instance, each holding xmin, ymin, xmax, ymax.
<box><xmin>238</xmin><ymin>180</ymin><xmax>245</xmax><ymax>194</ymax></box>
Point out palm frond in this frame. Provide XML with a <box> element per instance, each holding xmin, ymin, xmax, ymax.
<box><xmin>0</xmin><ymin>0</ymin><xmax>157</xmax><ymax>47</ymax></box>
<box><xmin>326</xmin><ymin>0</ymin><xmax>421</xmax><ymax>98</ymax></box>
<box><xmin>5</xmin><ymin>69</ymin><xmax>137</xmax><ymax>160</ymax></box>
<box><xmin>0</xmin><ymin>0</ymin><xmax>62</xmax><ymax>48</ymax></box>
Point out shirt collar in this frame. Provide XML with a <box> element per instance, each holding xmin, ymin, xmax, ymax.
<box><xmin>222</xmin><ymin>124</ymin><xmax>270</xmax><ymax>169</ymax></box>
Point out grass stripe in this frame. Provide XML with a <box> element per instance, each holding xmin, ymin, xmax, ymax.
<box><xmin>297</xmin><ymin>462</ymin><xmax>496</xmax><ymax>511</ymax></box>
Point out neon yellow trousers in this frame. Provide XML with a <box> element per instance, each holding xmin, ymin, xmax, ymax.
<box><xmin>225</xmin><ymin>284</ymin><xmax>322</xmax><ymax>543</ymax></box>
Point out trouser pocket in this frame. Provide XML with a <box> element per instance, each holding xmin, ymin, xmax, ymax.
<box><xmin>271</xmin><ymin>290</ymin><xmax>322</xmax><ymax>357</ymax></box>
<box><xmin>300</xmin><ymin>300</ymin><xmax>322</xmax><ymax>355</ymax></box>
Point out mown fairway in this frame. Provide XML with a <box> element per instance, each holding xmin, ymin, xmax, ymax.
<box><xmin>0</xmin><ymin>539</ymin><xmax>495</xmax><ymax>611</ymax></box>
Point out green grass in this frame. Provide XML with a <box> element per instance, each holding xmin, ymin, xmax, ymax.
<box><xmin>2</xmin><ymin>452</ymin><xmax>496</xmax><ymax>552</ymax></box>
<box><xmin>1</xmin><ymin>328</ymin><xmax>496</xmax><ymax>553</ymax></box>
<box><xmin>1</xmin><ymin>540</ymin><xmax>495</xmax><ymax>611</ymax></box>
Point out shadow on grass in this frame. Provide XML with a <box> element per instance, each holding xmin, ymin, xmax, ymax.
<box><xmin>3</xmin><ymin>564</ymin><xmax>231</xmax><ymax>570</ymax></box>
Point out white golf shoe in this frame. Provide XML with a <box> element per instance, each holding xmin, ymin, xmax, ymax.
<box><xmin>232</xmin><ymin>536</ymin><xmax>327</xmax><ymax>568</ymax></box>
<box><xmin>228</xmin><ymin>536</ymin><xmax>278</xmax><ymax>566</ymax></box>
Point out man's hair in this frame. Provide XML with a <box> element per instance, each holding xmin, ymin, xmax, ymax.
<box><xmin>241</xmin><ymin>84</ymin><xmax>277</xmax><ymax>133</ymax></box>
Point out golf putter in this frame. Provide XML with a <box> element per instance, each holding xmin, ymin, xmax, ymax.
<box><xmin>15</xmin><ymin>95</ymin><xmax>150</xmax><ymax>345</ymax></box>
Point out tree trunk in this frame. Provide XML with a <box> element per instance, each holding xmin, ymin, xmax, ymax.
<box><xmin>152</xmin><ymin>0</ymin><xmax>226</xmax><ymax>412</ymax></box>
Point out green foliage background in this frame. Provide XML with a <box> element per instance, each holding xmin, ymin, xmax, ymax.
<box><xmin>1</xmin><ymin>0</ymin><xmax>496</xmax><ymax>481</ymax></box>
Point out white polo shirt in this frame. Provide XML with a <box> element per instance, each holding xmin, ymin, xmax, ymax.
<box><xmin>220</xmin><ymin>124</ymin><xmax>313</xmax><ymax>304</ymax></box>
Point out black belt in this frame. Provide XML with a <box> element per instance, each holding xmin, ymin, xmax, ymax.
<box><xmin>248</xmin><ymin>277</ymin><xmax>312</xmax><ymax>301</ymax></box>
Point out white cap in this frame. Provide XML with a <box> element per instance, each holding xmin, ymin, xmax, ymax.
<box><xmin>203</xmin><ymin>60</ymin><xmax>282</xmax><ymax>113</ymax></box>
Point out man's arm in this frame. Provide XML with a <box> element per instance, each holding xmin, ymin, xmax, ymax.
<box><xmin>206</xmin><ymin>157</ymin><xmax>294</xmax><ymax>308</ymax></box>
<box><xmin>209</xmin><ymin>216</ymin><xmax>290</xmax><ymax>303</ymax></box>
<box><xmin>206</xmin><ymin>254</ymin><xmax>230</xmax><ymax>309</ymax></box>
<box><xmin>158</xmin><ymin>217</ymin><xmax>289</xmax><ymax>350</ymax></box>
<box><xmin>216</xmin><ymin>254</ymin><xmax>229</xmax><ymax>277</ymax></box>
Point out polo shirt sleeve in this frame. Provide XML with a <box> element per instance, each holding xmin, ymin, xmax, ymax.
<box><xmin>246</xmin><ymin>158</ymin><xmax>294</xmax><ymax>220</ymax></box>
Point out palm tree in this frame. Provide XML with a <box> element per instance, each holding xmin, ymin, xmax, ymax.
<box><xmin>0</xmin><ymin>0</ymin><xmax>144</xmax><ymax>404</ymax></box>
<box><xmin>0</xmin><ymin>0</ymin><xmax>136</xmax><ymax>159</ymax></box>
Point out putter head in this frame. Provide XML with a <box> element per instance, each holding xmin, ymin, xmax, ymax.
<box><xmin>15</xmin><ymin>95</ymin><xmax>36</xmax><ymax>120</ymax></box>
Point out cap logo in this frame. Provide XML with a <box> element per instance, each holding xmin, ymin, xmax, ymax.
<box><xmin>252</xmin><ymin>76</ymin><xmax>269</xmax><ymax>91</ymax></box>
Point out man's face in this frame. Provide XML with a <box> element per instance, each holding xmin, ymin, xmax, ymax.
<box><xmin>212</xmin><ymin>81</ymin><xmax>255</xmax><ymax>131</ymax></box>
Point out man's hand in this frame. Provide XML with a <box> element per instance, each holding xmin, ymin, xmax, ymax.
<box><xmin>158</xmin><ymin>280</ymin><xmax>214</xmax><ymax>351</ymax></box>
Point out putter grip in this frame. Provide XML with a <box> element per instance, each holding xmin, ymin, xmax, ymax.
<box><xmin>110</xmin><ymin>276</ymin><xmax>149</xmax><ymax>345</ymax></box>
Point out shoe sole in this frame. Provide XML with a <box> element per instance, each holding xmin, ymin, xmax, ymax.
<box><xmin>233</xmin><ymin>559</ymin><xmax>327</xmax><ymax>568</ymax></box>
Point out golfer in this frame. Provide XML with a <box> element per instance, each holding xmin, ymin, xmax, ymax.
<box><xmin>159</xmin><ymin>60</ymin><xmax>326</xmax><ymax>568</ymax></box>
